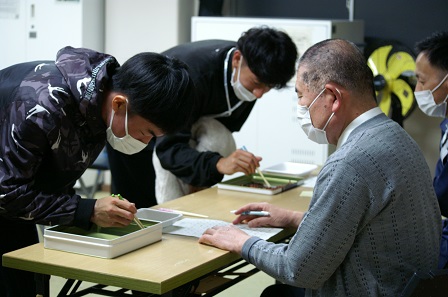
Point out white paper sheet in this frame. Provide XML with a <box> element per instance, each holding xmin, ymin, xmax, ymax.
<box><xmin>302</xmin><ymin>176</ymin><xmax>317</xmax><ymax>188</ymax></box>
<box><xmin>163</xmin><ymin>218</ymin><xmax>284</xmax><ymax>240</ymax></box>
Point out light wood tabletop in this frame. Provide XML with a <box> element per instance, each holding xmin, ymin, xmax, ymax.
<box><xmin>2</xmin><ymin>185</ymin><xmax>313</xmax><ymax>295</ymax></box>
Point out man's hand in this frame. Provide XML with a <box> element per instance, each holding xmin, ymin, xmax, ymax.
<box><xmin>90</xmin><ymin>195</ymin><xmax>138</xmax><ymax>227</ymax></box>
<box><xmin>232</xmin><ymin>202</ymin><xmax>304</xmax><ymax>229</ymax></box>
<box><xmin>199</xmin><ymin>225</ymin><xmax>251</xmax><ymax>253</ymax></box>
<box><xmin>216</xmin><ymin>148</ymin><xmax>262</xmax><ymax>175</ymax></box>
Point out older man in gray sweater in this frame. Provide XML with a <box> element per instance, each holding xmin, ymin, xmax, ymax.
<box><xmin>199</xmin><ymin>39</ymin><xmax>442</xmax><ymax>296</ymax></box>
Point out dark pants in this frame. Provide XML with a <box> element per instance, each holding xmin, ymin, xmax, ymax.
<box><xmin>0</xmin><ymin>217</ymin><xmax>38</xmax><ymax>297</ymax></box>
<box><xmin>261</xmin><ymin>284</ymin><xmax>306</xmax><ymax>297</ymax></box>
<box><xmin>106</xmin><ymin>142</ymin><xmax>157</xmax><ymax>208</ymax></box>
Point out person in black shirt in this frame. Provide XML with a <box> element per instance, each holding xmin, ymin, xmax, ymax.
<box><xmin>107</xmin><ymin>27</ymin><xmax>298</xmax><ymax>206</ymax></box>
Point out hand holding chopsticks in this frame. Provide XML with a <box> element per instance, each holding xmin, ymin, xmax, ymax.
<box><xmin>112</xmin><ymin>194</ymin><xmax>145</xmax><ymax>229</ymax></box>
<box><xmin>240</xmin><ymin>146</ymin><xmax>272</xmax><ymax>187</ymax></box>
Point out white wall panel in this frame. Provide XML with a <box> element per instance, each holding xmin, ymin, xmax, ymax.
<box><xmin>0</xmin><ymin>0</ymin><xmax>104</xmax><ymax>69</ymax></box>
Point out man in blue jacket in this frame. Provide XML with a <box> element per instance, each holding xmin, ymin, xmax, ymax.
<box><xmin>413</xmin><ymin>30</ymin><xmax>448</xmax><ymax>268</ymax></box>
<box><xmin>0</xmin><ymin>47</ymin><xmax>196</xmax><ymax>296</ymax></box>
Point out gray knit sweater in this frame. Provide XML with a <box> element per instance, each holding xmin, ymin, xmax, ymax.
<box><xmin>241</xmin><ymin>113</ymin><xmax>442</xmax><ymax>297</ymax></box>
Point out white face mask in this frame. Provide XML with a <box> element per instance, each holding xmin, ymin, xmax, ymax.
<box><xmin>296</xmin><ymin>88</ymin><xmax>334</xmax><ymax>144</ymax></box>
<box><xmin>106</xmin><ymin>101</ymin><xmax>147</xmax><ymax>155</ymax></box>
<box><xmin>414</xmin><ymin>73</ymin><xmax>448</xmax><ymax>118</ymax></box>
<box><xmin>231</xmin><ymin>56</ymin><xmax>257</xmax><ymax>102</ymax></box>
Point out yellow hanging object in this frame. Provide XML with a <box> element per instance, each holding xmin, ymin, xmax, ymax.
<box><xmin>367</xmin><ymin>45</ymin><xmax>416</xmax><ymax>119</ymax></box>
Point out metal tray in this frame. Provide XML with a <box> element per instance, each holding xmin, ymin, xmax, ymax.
<box><xmin>44</xmin><ymin>219</ymin><xmax>162</xmax><ymax>258</ymax></box>
<box><xmin>136</xmin><ymin>208</ymin><xmax>183</xmax><ymax>228</ymax></box>
<box><xmin>217</xmin><ymin>173</ymin><xmax>303</xmax><ymax>195</ymax></box>
<box><xmin>262</xmin><ymin>162</ymin><xmax>318</xmax><ymax>178</ymax></box>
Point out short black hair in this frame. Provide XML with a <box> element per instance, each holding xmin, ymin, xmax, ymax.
<box><xmin>415</xmin><ymin>31</ymin><xmax>448</xmax><ymax>72</ymax></box>
<box><xmin>111</xmin><ymin>53</ymin><xmax>196</xmax><ymax>134</ymax></box>
<box><xmin>237</xmin><ymin>26</ymin><xmax>298</xmax><ymax>89</ymax></box>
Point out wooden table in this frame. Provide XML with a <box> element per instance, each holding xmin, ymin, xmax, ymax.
<box><xmin>2</xmin><ymin>185</ymin><xmax>312</xmax><ymax>296</ymax></box>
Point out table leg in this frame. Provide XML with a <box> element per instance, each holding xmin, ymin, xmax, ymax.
<box><xmin>35</xmin><ymin>273</ymin><xmax>50</xmax><ymax>297</ymax></box>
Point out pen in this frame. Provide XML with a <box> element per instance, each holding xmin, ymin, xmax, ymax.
<box><xmin>231</xmin><ymin>210</ymin><xmax>271</xmax><ymax>217</ymax></box>
<box><xmin>240</xmin><ymin>146</ymin><xmax>272</xmax><ymax>187</ymax></box>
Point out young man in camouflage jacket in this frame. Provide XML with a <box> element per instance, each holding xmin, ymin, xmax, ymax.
<box><xmin>0</xmin><ymin>46</ymin><xmax>196</xmax><ymax>296</ymax></box>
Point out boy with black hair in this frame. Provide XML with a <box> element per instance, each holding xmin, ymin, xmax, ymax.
<box><xmin>0</xmin><ymin>47</ymin><xmax>196</xmax><ymax>296</ymax></box>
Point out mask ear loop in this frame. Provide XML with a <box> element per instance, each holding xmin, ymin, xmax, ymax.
<box><xmin>109</xmin><ymin>109</ymin><xmax>115</xmax><ymax>127</ymax></box>
<box><xmin>321</xmin><ymin>88</ymin><xmax>338</xmax><ymax>131</ymax></box>
<box><xmin>432</xmin><ymin>73</ymin><xmax>448</xmax><ymax>93</ymax></box>
<box><xmin>322</xmin><ymin>112</ymin><xmax>335</xmax><ymax>130</ymax></box>
<box><xmin>237</xmin><ymin>56</ymin><xmax>244</xmax><ymax>82</ymax></box>
<box><xmin>124</xmin><ymin>99</ymin><xmax>129</xmax><ymax>136</ymax></box>
<box><xmin>335</xmin><ymin>88</ymin><xmax>342</xmax><ymax>98</ymax></box>
<box><xmin>231</xmin><ymin>55</ymin><xmax>244</xmax><ymax>87</ymax></box>
<box><xmin>431</xmin><ymin>74</ymin><xmax>448</xmax><ymax>105</ymax></box>
<box><xmin>309</xmin><ymin>88</ymin><xmax>326</xmax><ymax>109</ymax></box>
<box><xmin>109</xmin><ymin>99</ymin><xmax>129</xmax><ymax>136</ymax></box>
